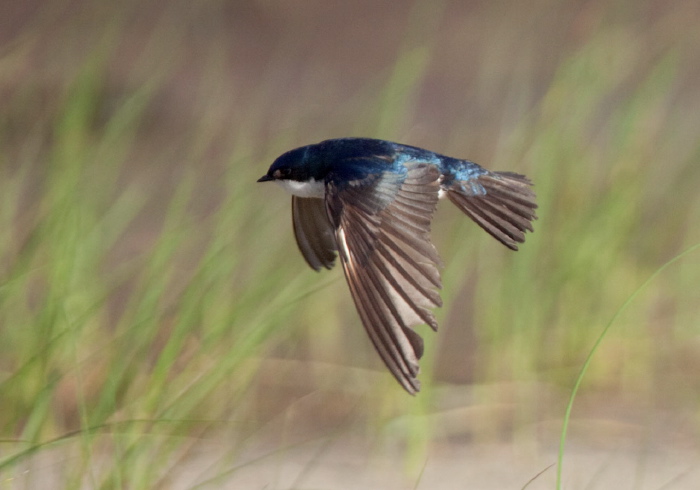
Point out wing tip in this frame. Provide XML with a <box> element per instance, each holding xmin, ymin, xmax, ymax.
<box><xmin>405</xmin><ymin>381</ymin><xmax>420</xmax><ymax>395</ymax></box>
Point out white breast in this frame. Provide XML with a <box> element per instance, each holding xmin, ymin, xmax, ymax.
<box><xmin>276</xmin><ymin>178</ymin><xmax>326</xmax><ymax>198</ymax></box>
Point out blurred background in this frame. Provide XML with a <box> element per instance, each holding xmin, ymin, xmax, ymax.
<box><xmin>1</xmin><ymin>0</ymin><xmax>700</xmax><ymax>488</ymax></box>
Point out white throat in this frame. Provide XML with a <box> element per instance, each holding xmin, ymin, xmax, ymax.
<box><xmin>276</xmin><ymin>178</ymin><xmax>325</xmax><ymax>198</ymax></box>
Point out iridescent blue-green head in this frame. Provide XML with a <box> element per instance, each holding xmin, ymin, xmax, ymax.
<box><xmin>257</xmin><ymin>144</ymin><xmax>329</xmax><ymax>198</ymax></box>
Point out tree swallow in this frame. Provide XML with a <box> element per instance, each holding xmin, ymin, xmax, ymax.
<box><xmin>258</xmin><ymin>138</ymin><xmax>537</xmax><ymax>394</ymax></box>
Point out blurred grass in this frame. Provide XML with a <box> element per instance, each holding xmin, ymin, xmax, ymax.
<box><xmin>1</xmin><ymin>0</ymin><xmax>700</xmax><ymax>487</ymax></box>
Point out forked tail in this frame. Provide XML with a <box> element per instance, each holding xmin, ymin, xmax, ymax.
<box><xmin>446</xmin><ymin>171</ymin><xmax>537</xmax><ymax>250</ymax></box>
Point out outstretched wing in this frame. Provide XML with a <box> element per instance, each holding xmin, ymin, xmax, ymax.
<box><xmin>325</xmin><ymin>162</ymin><xmax>443</xmax><ymax>394</ymax></box>
<box><xmin>292</xmin><ymin>196</ymin><xmax>337</xmax><ymax>270</ymax></box>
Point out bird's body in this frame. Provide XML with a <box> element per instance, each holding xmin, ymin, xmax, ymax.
<box><xmin>258</xmin><ymin>138</ymin><xmax>537</xmax><ymax>394</ymax></box>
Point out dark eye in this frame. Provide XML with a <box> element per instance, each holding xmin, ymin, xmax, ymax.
<box><xmin>273</xmin><ymin>168</ymin><xmax>292</xmax><ymax>179</ymax></box>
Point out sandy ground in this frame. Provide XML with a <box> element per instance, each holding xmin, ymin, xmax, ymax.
<box><xmin>6</xmin><ymin>431</ymin><xmax>699</xmax><ymax>489</ymax></box>
<box><xmin>176</xmin><ymin>438</ymin><xmax>700</xmax><ymax>490</ymax></box>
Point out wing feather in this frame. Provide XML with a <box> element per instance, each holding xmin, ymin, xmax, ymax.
<box><xmin>292</xmin><ymin>196</ymin><xmax>337</xmax><ymax>270</ymax></box>
<box><xmin>326</xmin><ymin>162</ymin><xmax>442</xmax><ymax>394</ymax></box>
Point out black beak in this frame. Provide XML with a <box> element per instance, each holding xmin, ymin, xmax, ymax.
<box><xmin>257</xmin><ymin>174</ymin><xmax>273</xmax><ymax>182</ymax></box>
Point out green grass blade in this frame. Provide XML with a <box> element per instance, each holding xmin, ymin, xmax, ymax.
<box><xmin>556</xmin><ymin>242</ymin><xmax>700</xmax><ymax>489</ymax></box>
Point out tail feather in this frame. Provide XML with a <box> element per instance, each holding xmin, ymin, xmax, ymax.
<box><xmin>447</xmin><ymin>172</ymin><xmax>537</xmax><ymax>250</ymax></box>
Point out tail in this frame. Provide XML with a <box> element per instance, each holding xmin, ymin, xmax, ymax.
<box><xmin>446</xmin><ymin>171</ymin><xmax>537</xmax><ymax>250</ymax></box>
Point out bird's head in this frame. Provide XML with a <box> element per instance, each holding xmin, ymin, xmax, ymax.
<box><xmin>257</xmin><ymin>146</ymin><xmax>315</xmax><ymax>183</ymax></box>
<box><xmin>257</xmin><ymin>145</ymin><xmax>326</xmax><ymax>198</ymax></box>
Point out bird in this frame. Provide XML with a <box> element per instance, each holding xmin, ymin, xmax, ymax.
<box><xmin>258</xmin><ymin>137</ymin><xmax>537</xmax><ymax>394</ymax></box>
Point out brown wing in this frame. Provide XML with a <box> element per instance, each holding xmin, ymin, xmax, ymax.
<box><xmin>325</xmin><ymin>163</ymin><xmax>443</xmax><ymax>394</ymax></box>
<box><xmin>292</xmin><ymin>196</ymin><xmax>337</xmax><ymax>270</ymax></box>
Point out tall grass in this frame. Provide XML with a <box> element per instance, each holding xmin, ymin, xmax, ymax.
<box><xmin>1</xmin><ymin>0</ymin><xmax>699</xmax><ymax>487</ymax></box>
<box><xmin>556</xmin><ymin>242</ymin><xmax>700</xmax><ymax>489</ymax></box>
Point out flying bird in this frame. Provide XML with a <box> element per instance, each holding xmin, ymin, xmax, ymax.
<box><xmin>258</xmin><ymin>138</ymin><xmax>537</xmax><ymax>394</ymax></box>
